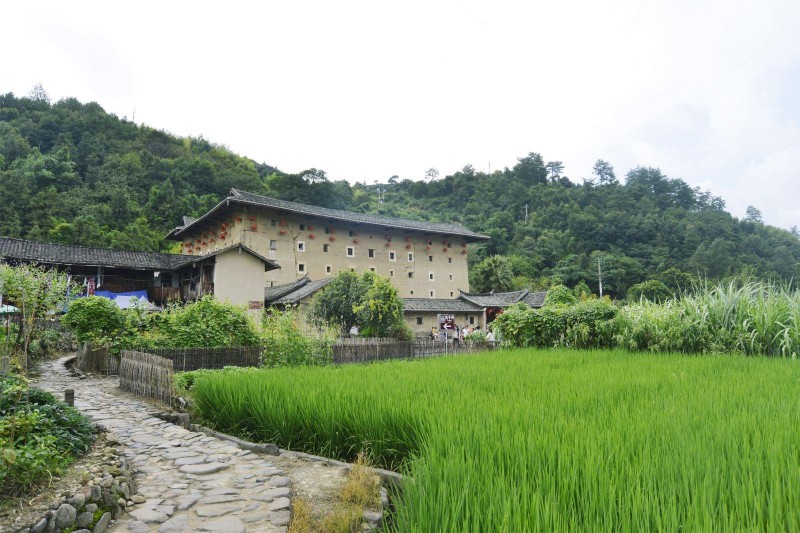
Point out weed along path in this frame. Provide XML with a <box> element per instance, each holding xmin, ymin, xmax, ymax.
<box><xmin>32</xmin><ymin>356</ymin><xmax>354</xmax><ymax>533</ymax></box>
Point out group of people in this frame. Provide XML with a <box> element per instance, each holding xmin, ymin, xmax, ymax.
<box><xmin>431</xmin><ymin>324</ymin><xmax>496</xmax><ymax>344</ymax></box>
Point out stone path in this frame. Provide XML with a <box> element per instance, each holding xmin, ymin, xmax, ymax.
<box><xmin>33</xmin><ymin>357</ymin><xmax>292</xmax><ymax>533</ymax></box>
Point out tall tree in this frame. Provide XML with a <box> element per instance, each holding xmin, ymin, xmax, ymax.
<box><xmin>592</xmin><ymin>159</ymin><xmax>617</xmax><ymax>185</ymax></box>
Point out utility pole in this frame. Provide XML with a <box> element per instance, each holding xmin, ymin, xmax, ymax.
<box><xmin>597</xmin><ymin>257</ymin><xmax>603</xmax><ymax>297</ymax></box>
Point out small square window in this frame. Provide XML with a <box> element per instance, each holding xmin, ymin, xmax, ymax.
<box><xmin>299</xmin><ymin>223</ymin><xmax>305</xmax><ymax>230</ymax></box>
<box><xmin>408</xmin><ymin>271</ymin><xmax>414</xmax><ymax>279</ymax></box>
<box><xmin>271</xmin><ymin>220</ymin><xmax>277</xmax><ymax>227</ymax></box>
<box><xmin>346</xmin><ymin>247</ymin><xmax>355</xmax><ymax>257</ymax></box>
<box><xmin>410</xmin><ymin>290</ymin><xmax>414</xmax><ymax>295</ymax></box>
<box><xmin>450</xmin><ymin>291</ymin><xmax>454</xmax><ymax>297</ymax></box>
<box><xmin>326</xmin><ymin>265</ymin><xmax>332</xmax><ymax>274</ymax></box>
<box><xmin>469</xmin><ymin>316</ymin><xmax>475</xmax><ymax>325</ymax></box>
<box><xmin>449</xmin><ymin>274</ymin><xmax>453</xmax><ymax>281</ymax></box>
<box><xmin>389</xmin><ymin>251</ymin><xmax>396</xmax><ymax>261</ymax></box>
<box><xmin>428</xmin><ymin>256</ymin><xmax>433</xmax><ymax>262</ymax></box>
<box><xmin>368</xmin><ymin>249</ymin><xmax>375</xmax><ymax>258</ymax></box>
<box><xmin>269</xmin><ymin>240</ymin><xmax>278</xmax><ymax>250</ymax></box>
<box><xmin>298</xmin><ymin>263</ymin><xmax>306</xmax><ymax>273</ymax></box>
<box><xmin>408</xmin><ymin>253</ymin><xmax>414</xmax><ymax>262</ymax></box>
<box><xmin>349</xmin><ymin>230</ymin><xmax>355</xmax><ymax>237</ymax></box>
<box><xmin>325</xmin><ymin>227</ymin><xmax>330</xmax><ymax>234</ymax></box>
<box><xmin>297</xmin><ymin>241</ymin><xmax>305</xmax><ymax>252</ymax></box>
<box><xmin>370</xmin><ymin>266</ymin><xmax>376</xmax><ymax>272</ymax></box>
<box><xmin>323</xmin><ymin>244</ymin><xmax>329</xmax><ymax>252</ymax></box>
<box><xmin>429</xmin><ymin>272</ymin><xmax>434</xmax><ymax>281</ymax></box>
<box><xmin>429</xmin><ymin>291</ymin><xmax>435</xmax><ymax>298</ymax></box>
<box><xmin>416</xmin><ymin>317</ymin><xmax>423</xmax><ymax>325</ymax></box>
<box><xmin>389</xmin><ymin>270</ymin><xmax>394</xmax><ymax>277</ymax></box>
<box><xmin>448</xmin><ymin>257</ymin><xmax>452</xmax><ymax>263</ymax></box>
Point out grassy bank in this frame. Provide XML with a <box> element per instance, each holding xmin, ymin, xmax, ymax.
<box><xmin>190</xmin><ymin>349</ymin><xmax>800</xmax><ymax>531</ymax></box>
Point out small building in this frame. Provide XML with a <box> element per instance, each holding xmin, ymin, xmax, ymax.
<box><xmin>0</xmin><ymin>236</ymin><xmax>279</xmax><ymax>308</ymax></box>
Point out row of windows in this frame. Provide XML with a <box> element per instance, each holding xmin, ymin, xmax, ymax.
<box><xmin>291</xmin><ymin>241</ymin><xmax>454</xmax><ymax>263</ymax></box>
<box><xmin>297</xmin><ymin>263</ymin><xmax>455</xmax><ymax>282</ymax></box>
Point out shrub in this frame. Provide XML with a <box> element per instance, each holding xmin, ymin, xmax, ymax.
<box><xmin>544</xmin><ymin>284</ymin><xmax>577</xmax><ymax>306</ymax></box>
<box><xmin>159</xmin><ymin>296</ymin><xmax>260</xmax><ymax>348</ymax></box>
<box><xmin>0</xmin><ymin>374</ymin><xmax>95</xmax><ymax>497</ymax></box>
<box><xmin>62</xmin><ymin>296</ymin><xmax>125</xmax><ymax>343</ymax></box>
<box><xmin>493</xmin><ymin>299</ymin><xmax>617</xmax><ymax>349</ymax></box>
<box><xmin>261</xmin><ymin>308</ymin><xmax>333</xmax><ymax>367</ymax></box>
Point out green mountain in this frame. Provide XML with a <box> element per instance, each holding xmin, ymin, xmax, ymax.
<box><xmin>1</xmin><ymin>92</ymin><xmax>798</xmax><ymax>297</ymax></box>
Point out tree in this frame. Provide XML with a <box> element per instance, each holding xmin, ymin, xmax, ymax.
<box><xmin>424</xmin><ymin>168</ymin><xmax>439</xmax><ymax>182</ymax></box>
<box><xmin>745</xmin><ymin>205</ymin><xmax>763</xmax><ymax>224</ymax></box>
<box><xmin>592</xmin><ymin>159</ymin><xmax>617</xmax><ymax>185</ymax></box>
<box><xmin>309</xmin><ymin>271</ymin><xmax>407</xmax><ymax>338</ymax></box>
<box><xmin>471</xmin><ymin>255</ymin><xmax>514</xmax><ymax>293</ymax></box>
<box><xmin>27</xmin><ymin>83</ymin><xmax>50</xmax><ymax>103</ymax></box>
<box><xmin>0</xmin><ymin>263</ymin><xmax>77</xmax><ymax>373</ymax></box>
<box><xmin>545</xmin><ymin>161</ymin><xmax>565</xmax><ymax>182</ymax></box>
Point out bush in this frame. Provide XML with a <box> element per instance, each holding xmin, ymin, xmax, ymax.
<box><xmin>493</xmin><ymin>299</ymin><xmax>617</xmax><ymax>349</ymax></box>
<box><xmin>0</xmin><ymin>374</ymin><xmax>95</xmax><ymax>497</ymax></box>
<box><xmin>544</xmin><ymin>284</ymin><xmax>578</xmax><ymax>306</ymax></box>
<box><xmin>261</xmin><ymin>308</ymin><xmax>334</xmax><ymax>367</ymax></box>
<box><xmin>62</xmin><ymin>296</ymin><xmax>125</xmax><ymax>343</ymax></box>
<box><xmin>158</xmin><ymin>296</ymin><xmax>260</xmax><ymax>348</ymax></box>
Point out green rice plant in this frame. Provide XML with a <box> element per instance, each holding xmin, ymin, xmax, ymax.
<box><xmin>191</xmin><ymin>349</ymin><xmax>800</xmax><ymax>531</ymax></box>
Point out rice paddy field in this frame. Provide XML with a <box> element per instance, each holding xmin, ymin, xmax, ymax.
<box><xmin>190</xmin><ymin>349</ymin><xmax>800</xmax><ymax>531</ymax></box>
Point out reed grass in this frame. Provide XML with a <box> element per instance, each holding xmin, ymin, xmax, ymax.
<box><xmin>191</xmin><ymin>349</ymin><xmax>800</xmax><ymax>531</ymax></box>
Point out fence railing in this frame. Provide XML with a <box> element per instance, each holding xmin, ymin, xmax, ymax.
<box><xmin>121</xmin><ymin>339</ymin><xmax>500</xmax><ymax>373</ymax></box>
<box><xmin>135</xmin><ymin>345</ymin><xmax>263</xmax><ymax>372</ymax></box>
<box><xmin>119</xmin><ymin>350</ymin><xmax>174</xmax><ymax>406</ymax></box>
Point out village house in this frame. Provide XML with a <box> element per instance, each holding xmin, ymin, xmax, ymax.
<box><xmin>0</xmin><ymin>236</ymin><xmax>278</xmax><ymax>308</ymax></box>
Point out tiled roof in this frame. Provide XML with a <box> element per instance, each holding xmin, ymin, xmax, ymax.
<box><xmin>168</xmin><ymin>189</ymin><xmax>490</xmax><ymax>242</ymax></box>
<box><xmin>402</xmin><ymin>298</ymin><xmax>483</xmax><ymax>313</ymax></box>
<box><xmin>273</xmin><ymin>278</ymin><xmax>331</xmax><ymax>304</ymax></box>
<box><xmin>264</xmin><ymin>277</ymin><xmax>311</xmax><ymax>303</ymax></box>
<box><xmin>178</xmin><ymin>244</ymin><xmax>279</xmax><ymax>271</ymax></box>
<box><xmin>459</xmin><ymin>289</ymin><xmax>547</xmax><ymax>308</ymax></box>
<box><xmin>0</xmin><ymin>237</ymin><xmax>279</xmax><ymax>272</ymax></box>
<box><xmin>0</xmin><ymin>236</ymin><xmax>187</xmax><ymax>270</ymax></box>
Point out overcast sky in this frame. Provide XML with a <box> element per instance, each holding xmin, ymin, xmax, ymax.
<box><xmin>3</xmin><ymin>0</ymin><xmax>800</xmax><ymax>229</ymax></box>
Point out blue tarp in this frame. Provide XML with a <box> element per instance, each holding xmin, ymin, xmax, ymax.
<box><xmin>93</xmin><ymin>290</ymin><xmax>153</xmax><ymax>309</ymax></box>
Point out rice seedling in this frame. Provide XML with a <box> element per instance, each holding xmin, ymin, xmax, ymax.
<box><xmin>191</xmin><ymin>349</ymin><xmax>800</xmax><ymax>531</ymax></box>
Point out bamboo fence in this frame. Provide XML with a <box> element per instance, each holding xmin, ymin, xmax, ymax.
<box><xmin>119</xmin><ymin>350</ymin><xmax>174</xmax><ymax>406</ymax></box>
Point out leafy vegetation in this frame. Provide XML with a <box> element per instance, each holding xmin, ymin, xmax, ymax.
<box><xmin>62</xmin><ymin>295</ymin><xmax>260</xmax><ymax>351</ymax></box>
<box><xmin>309</xmin><ymin>271</ymin><xmax>410</xmax><ymax>339</ymax></box>
<box><xmin>0</xmin><ymin>374</ymin><xmax>94</xmax><ymax>498</ymax></box>
<box><xmin>493</xmin><ymin>279</ymin><xmax>800</xmax><ymax>357</ymax></box>
<box><xmin>261</xmin><ymin>307</ymin><xmax>334</xmax><ymax>367</ymax></box>
<box><xmin>188</xmin><ymin>349</ymin><xmax>800</xmax><ymax>531</ymax></box>
<box><xmin>1</xmin><ymin>92</ymin><xmax>798</xmax><ymax>296</ymax></box>
<box><xmin>0</xmin><ymin>263</ymin><xmax>77</xmax><ymax>372</ymax></box>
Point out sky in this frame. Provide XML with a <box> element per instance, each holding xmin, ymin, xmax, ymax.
<box><xmin>3</xmin><ymin>0</ymin><xmax>800</xmax><ymax>229</ymax></box>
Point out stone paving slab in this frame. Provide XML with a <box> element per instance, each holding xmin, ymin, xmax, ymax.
<box><xmin>33</xmin><ymin>357</ymin><xmax>291</xmax><ymax>533</ymax></box>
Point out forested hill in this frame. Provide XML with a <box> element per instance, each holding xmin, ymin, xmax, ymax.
<box><xmin>1</xmin><ymin>91</ymin><xmax>798</xmax><ymax>298</ymax></box>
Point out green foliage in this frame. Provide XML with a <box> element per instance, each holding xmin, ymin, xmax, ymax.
<box><xmin>626</xmin><ymin>279</ymin><xmax>674</xmax><ymax>303</ymax></box>
<box><xmin>310</xmin><ymin>271</ymin><xmax>407</xmax><ymax>339</ymax></box>
<box><xmin>0</xmin><ymin>374</ymin><xmax>95</xmax><ymax>498</ymax></box>
<box><xmin>190</xmin><ymin>350</ymin><xmax>800</xmax><ymax>531</ymax></box>
<box><xmin>157</xmin><ymin>296</ymin><xmax>259</xmax><ymax>348</ymax></box>
<box><xmin>493</xmin><ymin>299</ymin><xmax>617</xmax><ymax>349</ymax></box>
<box><xmin>260</xmin><ymin>307</ymin><xmax>333</xmax><ymax>367</ymax></box>
<box><xmin>62</xmin><ymin>295</ymin><xmax>125</xmax><ymax>343</ymax></box>
<box><xmin>543</xmin><ymin>284</ymin><xmax>577</xmax><ymax>306</ymax></box>
<box><xmin>470</xmin><ymin>255</ymin><xmax>514</xmax><ymax>293</ymax></box>
<box><xmin>0</xmin><ymin>263</ymin><xmax>77</xmax><ymax>371</ymax></box>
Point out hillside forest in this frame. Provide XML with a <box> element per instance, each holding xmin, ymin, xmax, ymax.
<box><xmin>1</xmin><ymin>89</ymin><xmax>799</xmax><ymax>299</ymax></box>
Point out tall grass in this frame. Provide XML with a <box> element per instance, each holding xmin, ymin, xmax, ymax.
<box><xmin>618</xmin><ymin>280</ymin><xmax>800</xmax><ymax>357</ymax></box>
<box><xmin>191</xmin><ymin>350</ymin><xmax>800</xmax><ymax>531</ymax></box>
